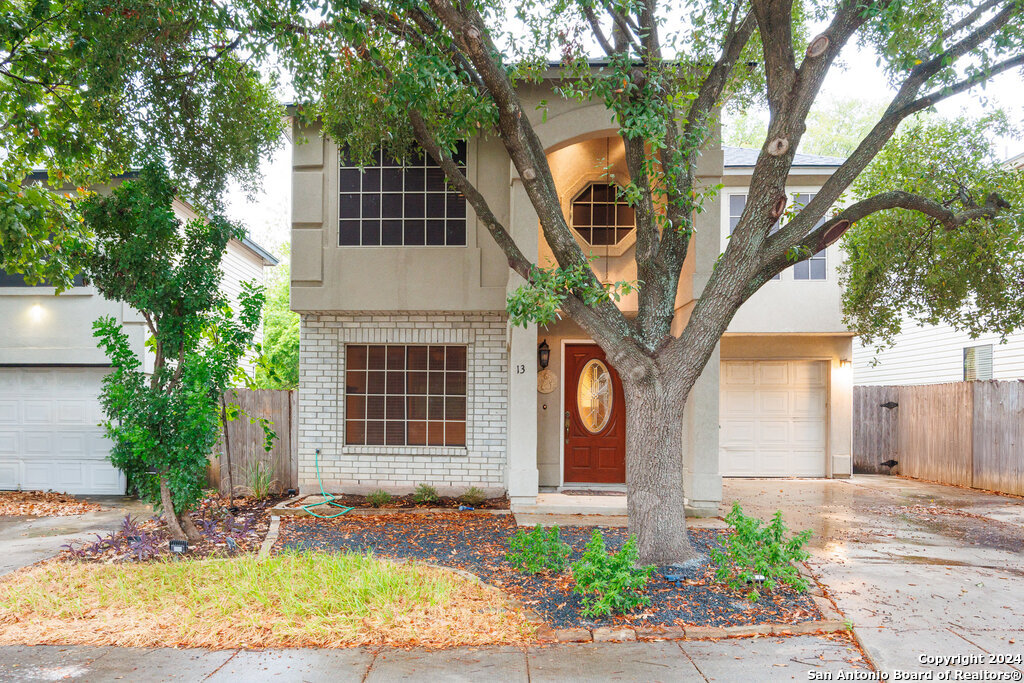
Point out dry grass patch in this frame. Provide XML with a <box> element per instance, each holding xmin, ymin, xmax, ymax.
<box><xmin>0</xmin><ymin>552</ymin><xmax>534</xmax><ymax>649</ymax></box>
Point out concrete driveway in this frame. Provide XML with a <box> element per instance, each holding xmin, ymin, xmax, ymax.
<box><xmin>0</xmin><ymin>496</ymin><xmax>152</xmax><ymax>576</ymax></box>
<box><xmin>723</xmin><ymin>475</ymin><xmax>1024</xmax><ymax>678</ymax></box>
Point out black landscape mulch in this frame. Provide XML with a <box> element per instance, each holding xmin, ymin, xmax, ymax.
<box><xmin>286</xmin><ymin>493</ymin><xmax>510</xmax><ymax>510</ymax></box>
<box><xmin>275</xmin><ymin>513</ymin><xmax>820</xmax><ymax>630</ymax></box>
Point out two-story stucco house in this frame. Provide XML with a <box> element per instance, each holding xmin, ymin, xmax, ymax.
<box><xmin>0</xmin><ymin>197</ymin><xmax>278</xmax><ymax>495</ymax></box>
<box><xmin>290</xmin><ymin>85</ymin><xmax>854</xmax><ymax>513</ymax></box>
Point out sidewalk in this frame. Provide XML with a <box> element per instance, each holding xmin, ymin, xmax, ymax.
<box><xmin>723</xmin><ymin>476</ymin><xmax>1024</xmax><ymax>677</ymax></box>
<box><xmin>0</xmin><ymin>637</ymin><xmax>869</xmax><ymax>682</ymax></box>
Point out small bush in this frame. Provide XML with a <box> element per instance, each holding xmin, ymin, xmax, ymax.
<box><xmin>366</xmin><ymin>489</ymin><xmax>391</xmax><ymax>508</ymax></box>
<box><xmin>242</xmin><ymin>460</ymin><xmax>277</xmax><ymax>499</ymax></box>
<box><xmin>412</xmin><ymin>483</ymin><xmax>439</xmax><ymax>505</ymax></box>
<box><xmin>459</xmin><ymin>486</ymin><xmax>487</xmax><ymax>507</ymax></box>
<box><xmin>711</xmin><ymin>501</ymin><xmax>813</xmax><ymax>602</ymax></box>
<box><xmin>571</xmin><ymin>531</ymin><xmax>654</xmax><ymax>618</ymax></box>
<box><xmin>507</xmin><ymin>524</ymin><xmax>571</xmax><ymax>574</ymax></box>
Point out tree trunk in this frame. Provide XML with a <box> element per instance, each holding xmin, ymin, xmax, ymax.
<box><xmin>221</xmin><ymin>395</ymin><xmax>234</xmax><ymax>501</ymax></box>
<box><xmin>622</xmin><ymin>370</ymin><xmax>701</xmax><ymax>567</ymax></box>
<box><xmin>179</xmin><ymin>511</ymin><xmax>202</xmax><ymax>544</ymax></box>
<box><xmin>159</xmin><ymin>476</ymin><xmax>187</xmax><ymax>542</ymax></box>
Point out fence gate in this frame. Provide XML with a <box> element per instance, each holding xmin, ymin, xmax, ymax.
<box><xmin>208</xmin><ymin>389</ymin><xmax>297</xmax><ymax>495</ymax></box>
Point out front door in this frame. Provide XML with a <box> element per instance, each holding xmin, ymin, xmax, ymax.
<box><xmin>564</xmin><ymin>344</ymin><xmax>626</xmax><ymax>483</ymax></box>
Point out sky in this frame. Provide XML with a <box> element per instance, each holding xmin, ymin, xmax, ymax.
<box><xmin>221</xmin><ymin>31</ymin><xmax>1024</xmax><ymax>257</ymax></box>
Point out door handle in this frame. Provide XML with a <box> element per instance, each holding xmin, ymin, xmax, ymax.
<box><xmin>565</xmin><ymin>411</ymin><xmax>570</xmax><ymax>443</ymax></box>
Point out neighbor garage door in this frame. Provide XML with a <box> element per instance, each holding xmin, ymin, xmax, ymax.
<box><xmin>720</xmin><ymin>360</ymin><xmax>828</xmax><ymax>477</ymax></box>
<box><xmin>0</xmin><ymin>367</ymin><xmax>125</xmax><ymax>494</ymax></box>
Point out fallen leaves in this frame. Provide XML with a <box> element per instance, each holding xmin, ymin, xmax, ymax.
<box><xmin>0</xmin><ymin>490</ymin><xmax>102</xmax><ymax>517</ymax></box>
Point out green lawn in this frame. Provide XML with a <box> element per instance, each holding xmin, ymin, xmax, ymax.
<box><xmin>0</xmin><ymin>552</ymin><xmax>533</xmax><ymax>648</ymax></box>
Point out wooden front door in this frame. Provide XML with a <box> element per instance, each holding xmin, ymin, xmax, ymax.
<box><xmin>564</xmin><ymin>344</ymin><xmax>626</xmax><ymax>483</ymax></box>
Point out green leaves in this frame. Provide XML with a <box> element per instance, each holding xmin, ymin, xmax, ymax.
<box><xmin>86</xmin><ymin>164</ymin><xmax>266</xmax><ymax>515</ymax></box>
<box><xmin>1</xmin><ymin>0</ymin><xmax>282</xmax><ymax>287</ymax></box>
<box><xmin>506</xmin><ymin>524</ymin><xmax>572</xmax><ymax>574</ymax></box>
<box><xmin>506</xmin><ymin>260</ymin><xmax>637</xmax><ymax>328</ymax></box>
<box><xmin>840</xmin><ymin>113</ymin><xmax>1024</xmax><ymax>350</ymax></box>
<box><xmin>570</xmin><ymin>531</ymin><xmax>654</xmax><ymax>618</ymax></box>
<box><xmin>710</xmin><ymin>502</ymin><xmax>812</xmax><ymax>603</ymax></box>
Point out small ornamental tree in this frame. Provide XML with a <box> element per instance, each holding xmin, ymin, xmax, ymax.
<box><xmin>84</xmin><ymin>164</ymin><xmax>265</xmax><ymax>541</ymax></box>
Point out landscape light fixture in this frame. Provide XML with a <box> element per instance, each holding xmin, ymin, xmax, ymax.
<box><xmin>169</xmin><ymin>540</ymin><xmax>188</xmax><ymax>554</ymax></box>
<box><xmin>538</xmin><ymin>340</ymin><xmax>550</xmax><ymax>369</ymax></box>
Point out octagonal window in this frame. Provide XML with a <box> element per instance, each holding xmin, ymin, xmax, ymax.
<box><xmin>571</xmin><ymin>183</ymin><xmax>635</xmax><ymax>247</ymax></box>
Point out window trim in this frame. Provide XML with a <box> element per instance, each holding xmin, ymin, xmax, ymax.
<box><xmin>343</xmin><ymin>344</ymin><xmax>469</xmax><ymax>448</ymax></box>
<box><xmin>334</xmin><ymin>141</ymin><xmax>471</xmax><ymax>249</ymax></box>
<box><xmin>722</xmin><ymin>187</ymin><xmax>833</xmax><ymax>281</ymax></box>
<box><xmin>561</xmin><ymin>173</ymin><xmax>636</xmax><ymax>257</ymax></box>
<box><xmin>963</xmin><ymin>344</ymin><xmax>993</xmax><ymax>381</ymax></box>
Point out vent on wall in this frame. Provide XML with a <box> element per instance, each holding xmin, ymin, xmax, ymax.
<box><xmin>963</xmin><ymin>344</ymin><xmax>993</xmax><ymax>381</ymax></box>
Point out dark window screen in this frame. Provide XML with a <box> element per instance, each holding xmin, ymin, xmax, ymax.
<box><xmin>345</xmin><ymin>345</ymin><xmax>467</xmax><ymax>447</ymax></box>
<box><xmin>571</xmin><ymin>183</ymin><xmax>634</xmax><ymax>246</ymax></box>
<box><xmin>339</xmin><ymin>143</ymin><xmax>467</xmax><ymax>247</ymax></box>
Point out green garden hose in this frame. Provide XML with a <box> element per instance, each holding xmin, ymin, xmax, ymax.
<box><xmin>301</xmin><ymin>449</ymin><xmax>354</xmax><ymax>519</ymax></box>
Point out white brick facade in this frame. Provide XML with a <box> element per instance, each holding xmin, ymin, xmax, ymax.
<box><xmin>298</xmin><ymin>312</ymin><xmax>509</xmax><ymax>495</ymax></box>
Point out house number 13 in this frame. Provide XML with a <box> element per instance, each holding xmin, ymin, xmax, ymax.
<box><xmin>515</xmin><ymin>364</ymin><xmax>526</xmax><ymax>374</ymax></box>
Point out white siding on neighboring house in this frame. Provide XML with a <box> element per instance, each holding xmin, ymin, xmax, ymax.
<box><xmin>853</xmin><ymin>321</ymin><xmax>1024</xmax><ymax>385</ymax></box>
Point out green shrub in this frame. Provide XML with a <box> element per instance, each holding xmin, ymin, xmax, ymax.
<box><xmin>242</xmin><ymin>460</ymin><xmax>277</xmax><ymax>499</ymax></box>
<box><xmin>710</xmin><ymin>502</ymin><xmax>813</xmax><ymax>602</ymax></box>
<box><xmin>506</xmin><ymin>524</ymin><xmax>571</xmax><ymax>574</ymax></box>
<box><xmin>458</xmin><ymin>486</ymin><xmax>487</xmax><ymax>507</ymax></box>
<box><xmin>571</xmin><ymin>531</ymin><xmax>654</xmax><ymax>618</ymax></box>
<box><xmin>366</xmin><ymin>489</ymin><xmax>391</xmax><ymax>508</ymax></box>
<box><xmin>412</xmin><ymin>484</ymin><xmax>439</xmax><ymax>505</ymax></box>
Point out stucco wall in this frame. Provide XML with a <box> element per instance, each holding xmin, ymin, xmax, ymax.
<box><xmin>721</xmin><ymin>174</ymin><xmax>849</xmax><ymax>334</ymax></box>
<box><xmin>720</xmin><ymin>334</ymin><xmax>854</xmax><ymax>477</ymax></box>
<box><xmin>290</xmin><ymin>124</ymin><xmax>510</xmax><ymax>313</ymax></box>
<box><xmin>297</xmin><ymin>311</ymin><xmax>508</xmax><ymax>495</ymax></box>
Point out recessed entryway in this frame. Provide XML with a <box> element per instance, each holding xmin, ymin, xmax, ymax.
<box><xmin>719</xmin><ymin>360</ymin><xmax>828</xmax><ymax>477</ymax></box>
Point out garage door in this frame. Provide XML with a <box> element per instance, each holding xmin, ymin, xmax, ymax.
<box><xmin>720</xmin><ymin>360</ymin><xmax>828</xmax><ymax>477</ymax></box>
<box><xmin>0</xmin><ymin>367</ymin><xmax>126</xmax><ymax>494</ymax></box>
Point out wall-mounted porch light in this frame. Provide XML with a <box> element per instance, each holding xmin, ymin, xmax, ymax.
<box><xmin>840</xmin><ymin>359</ymin><xmax>852</xmax><ymax>369</ymax></box>
<box><xmin>538</xmin><ymin>340</ymin><xmax>550</xmax><ymax>369</ymax></box>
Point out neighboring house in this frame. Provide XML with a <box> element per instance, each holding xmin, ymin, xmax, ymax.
<box><xmin>289</xmin><ymin>91</ymin><xmax>853</xmax><ymax>513</ymax></box>
<box><xmin>853</xmin><ymin>153</ymin><xmax>1024</xmax><ymax>386</ymax></box>
<box><xmin>0</xmin><ymin>198</ymin><xmax>278</xmax><ymax>495</ymax></box>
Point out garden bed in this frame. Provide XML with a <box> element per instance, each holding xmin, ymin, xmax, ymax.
<box><xmin>275</xmin><ymin>513</ymin><xmax>822</xmax><ymax>631</ymax></box>
<box><xmin>59</xmin><ymin>494</ymin><xmax>280</xmax><ymax>562</ymax></box>
<box><xmin>0</xmin><ymin>490</ymin><xmax>103</xmax><ymax>517</ymax></box>
<box><xmin>284</xmin><ymin>492</ymin><xmax>510</xmax><ymax>510</ymax></box>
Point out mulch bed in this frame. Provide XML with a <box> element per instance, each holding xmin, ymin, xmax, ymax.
<box><xmin>0</xmin><ymin>490</ymin><xmax>103</xmax><ymax>517</ymax></box>
<box><xmin>59</xmin><ymin>494</ymin><xmax>283</xmax><ymax>562</ymax></box>
<box><xmin>276</xmin><ymin>513</ymin><xmax>820</xmax><ymax>630</ymax></box>
<box><xmin>286</xmin><ymin>493</ymin><xmax>510</xmax><ymax>510</ymax></box>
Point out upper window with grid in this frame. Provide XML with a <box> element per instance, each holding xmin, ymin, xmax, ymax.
<box><xmin>571</xmin><ymin>183</ymin><xmax>635</xmax><ymax>247</ymax></box>
<box><xmin>338</xmin><ymin>143</ymin><xmax>468</xmax><ymax>247</ymax></box>
<box><xmin>791</xmin><ymin>193</ymin><xmax>826</xmax><ymax>281</ymax></box>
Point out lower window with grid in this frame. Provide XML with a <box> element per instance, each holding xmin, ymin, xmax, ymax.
<box><xmin>344</xmin><ymin>344</ymin><xmax>467</xmax><ymax>447</ymax></box>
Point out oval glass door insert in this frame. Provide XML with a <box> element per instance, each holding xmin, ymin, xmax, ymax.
<box><xmin>577</xmin><ymin>359</ymin><xmax>613</xmax><ymax>433</ymax></box>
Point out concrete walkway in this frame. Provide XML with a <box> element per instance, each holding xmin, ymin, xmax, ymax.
<box><xmin>723</xmin><ymin>476</ymin><xmax>1024</xmax><ymax>678</ymax></box>
<box><xmin>0</xmin><ymin>636</ymin><xmax>869</xmax><ymax>682</ymax></box>
<box><xmin>0</xmin><ymin>497</ymin><xmax>151</xmax><ymax>576</ymax></box>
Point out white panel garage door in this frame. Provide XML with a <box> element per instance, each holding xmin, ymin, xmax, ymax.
<box><xmin>0</xmin><ymin>367</ymin><xmax>126</xmax><ymax>494</ymax></box>
<box><xmin>720</xmin><ymin>360</ymin><xmax>828</xmax><ymax>477</ymax></box>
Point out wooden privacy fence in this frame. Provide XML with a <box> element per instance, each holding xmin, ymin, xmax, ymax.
<box><xmin>207</xmin><ymin>389</ymin><xmax>297</xmax><ymax>495</ymax></box>
<box><xmin>854</xmin><ymin>381</ymin><xmax>1024</xmax><ymax>495</ymax></box>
